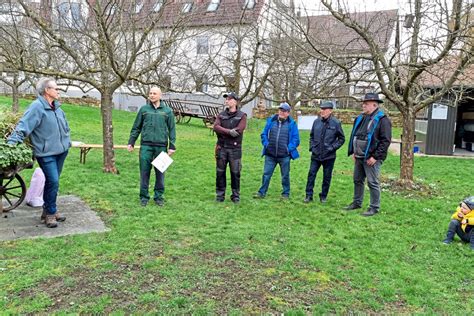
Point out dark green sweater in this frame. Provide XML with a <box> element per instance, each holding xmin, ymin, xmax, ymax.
<box><xmin>128</xmin><ymin>101</ymin><xmax>176</xmax><ymax>150</ymax></box>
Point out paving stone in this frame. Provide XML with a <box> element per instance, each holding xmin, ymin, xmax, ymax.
<box><xmin>0</xmin><ymin>195</ymin><xmax>109</xmax><ymax>241</ymax></box>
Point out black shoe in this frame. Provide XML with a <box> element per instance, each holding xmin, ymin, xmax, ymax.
<box><xmin>344</xmin><ymin>203</ymin><xmax>361</xmax><ymax>211</ymax></box>
<box><xmin>140</xmin><ymin>199</ymin><xmax>148</xmax><ymax>207</ymax></box>
<box><xmin>319</xmin><ymin>196</ymin><xmax>327</xmax><ymax>203</ymax></box>
<box><xmin>253</xmin><ymin>193</ymin><xmax>265</xmax><ymax>199</ymax></box>
<box><xmin>231</xmin><ymin>198</ymin><xmax>240</xmax><ymax>204</ymax></box>
<box><xmin>216</xmin><ymin>197</ymin><xmax>225</xmax><ymax>202</ymax></box>
<box><xmin>155</xmin><ymin>199</ymin><xmax>164</xmax><ymax>207</ymax></box>
<box><xmin>304</xmin><ymin>196</ymin><xmax>313</xmax><ymax>203</ymax></box>
<box><xmin>281</xmin><ymin>195</ymin><xmax>289</xmax><ymax>200</ymax></box>
<box><xmin>361</xmin><ymin>208</ymin><xmax>379</xmax><ymax>216</ymax></box>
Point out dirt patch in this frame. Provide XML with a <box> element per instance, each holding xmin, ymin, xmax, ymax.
<box><xmin>14</xmin><ymin>250</ymin><xmax>415</xmax><ymax>313</ymax></box>
<box><xmin>380</xmin><ymin>176</ymin><xmax>439</xmax><ymax>199</ymax></box>
<box><xmin>176</xmin><ymin>252</ymin><xmax>330</xmax><ymax>314</ymax></box>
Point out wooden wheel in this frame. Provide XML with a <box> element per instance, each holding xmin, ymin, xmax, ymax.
<box><xmin>1</xmin><ymin>174</ymin><xmax>26</xmax><ymax>212</ymax></box>
<box><xmin>183</xmin><ymin>116</ymin><xmax>192</xmax><ymax>124</ymax></box>
<box><xmin>175</xmin><ymin>112</ymin><xmax>183</xmax><ymax>123</ymax></box>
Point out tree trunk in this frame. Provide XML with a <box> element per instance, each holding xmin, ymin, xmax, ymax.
<box><xmin>399</xmin><ymin>110</ymin><xmax>416</xmax><ymax>185</ymax></box>
<box><xmin>12</xmin><ymin>84</ymin><xmax>19</xmax><ymax>113</ymax></box>
<box><xmin>100</xmin><ymin>90</ymin><xmax>118</xmax><ymax>174</ymax></box>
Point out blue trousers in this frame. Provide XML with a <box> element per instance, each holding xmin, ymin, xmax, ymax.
<box><xmin>444</xmin><ymin>219</ymin><xmax>474</xmax><ymax>249</ymax></box>
<box><xmin>305</xmin><ymin>158</ymin><xmax>335</xmax><ymax>199</ymax></box>
<box><xmin>36</xmin><ymin>151</ymin><xmax>68</xmax><ymax>215</ymax></box>
<box><xmin>258</xmin><ymin>155</ymin><xmax>291</xmax><ymax>197</ymax></box>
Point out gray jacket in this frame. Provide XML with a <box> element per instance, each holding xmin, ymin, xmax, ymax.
<box><xmin>8</xmin><ymin>96</ymin><xmax>71</xmax><ymax>157</ymax></box>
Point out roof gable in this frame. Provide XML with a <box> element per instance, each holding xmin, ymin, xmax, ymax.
<box><xmin>305</xmin><ymin>9</ymin><xmax>398</xmax><ymax>54</ymax></box>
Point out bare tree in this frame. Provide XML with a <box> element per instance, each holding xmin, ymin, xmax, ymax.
<box><xmin>282</xmin><ymin>0</ymin><xmax>473</xmax><ymax>185</ymax></box>
<box><xmin>1</xmin><ymin>0</ymin><xmax>186</xmax><ymax>173</ymax></box>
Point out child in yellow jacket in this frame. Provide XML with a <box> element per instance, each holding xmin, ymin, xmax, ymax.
<box><xmin>443</xmin><ymin>196</ymin><xmax>474</xmax><ymax>249</ymax></box>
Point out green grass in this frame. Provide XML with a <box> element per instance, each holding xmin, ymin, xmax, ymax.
<box><xmin>0</xmin><ymin>95</ymin><xmax>473</xmax><ymax>313</ymax></box>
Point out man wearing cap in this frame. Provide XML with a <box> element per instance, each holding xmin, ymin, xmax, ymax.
<box><xmin>344</xmin><ymin>93</ymin><xmax>392</xmax><ymax>216</ymax></box>
<box><xmin>213</xmin><ymin>92</ymin><xmax>247</xmax><ymax>203</ymax></box>
<box><xmin>304</xmin><ymin>101</ymin><xmax>345</xmax><ymax>203</ymax></box>
<box><xmin>255</xmin><ymin>102</ymin><xmax>300</xmax><ymax>199</ymax></box>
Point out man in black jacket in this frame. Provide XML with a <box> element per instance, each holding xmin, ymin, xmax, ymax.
<box><xmin>344</xmin><ymin>93</ymin><xmax>392</xmax><ymax>216</ymax></box>
<box><xmin>304</xmin><ymin>101</ymin><xmax>345</xmax><ymax>203</ymax></box>
<box><xmin>213</xmin><ymin>92</ymin><xmax>247</xmax><ymax>203</ymax></box>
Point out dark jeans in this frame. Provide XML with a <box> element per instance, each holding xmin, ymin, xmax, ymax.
<box><xmin>444</xmin><ymin>219</ymin><xmax>474</xmax><ymax>248</ymax></box>
<box><xmin>352</xmin><ymin>158</ymin><xmax>382</xmax><ymax>210</ymax></box>
<box><xmin>36</xmin><ymin>150</ymin><xmax>68</xmax><ymax>215</ymax></box>
<box><xmin>258</xmin><ymin>155</ymin><xmax>291</xmax><ymax>197</ymax></box>
<box><xmin>305</xmin><ymin>158</ymin><xmax>335</xmax><ymax>199</ymax></box>
<box><xmin>216</xmin><ymin>147</ymin><xmax>242</xmax><ymax>200</ymax></box>
<box><xmin>139</xmin><ymin>145</ymin><xmax>166</xmax><ymax>201</ymax></box>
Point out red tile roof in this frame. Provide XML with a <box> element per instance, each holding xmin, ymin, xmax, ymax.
<box><xmin>141</xmin><ymin>0</ymin><xmax>266</xmax><ymax>28</ymax></box>
<box><xmin>304</xmin><ymin>9</ymin><xmax>398</xmax><ymax>54</ymax></box>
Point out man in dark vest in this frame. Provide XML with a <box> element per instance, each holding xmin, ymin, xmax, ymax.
<box><xmin>304</xmin><ymin>101</ymin><xmax>345</xmax><ymax>203</ymax></box>
<box><xmin>213</xmin><ymin>92</ymin><xmax>247</xmax><ymax>203</ymax></box>
<box><xmin>255</xmin><ymin>102</ymin><xmax>300</xmax><ymax>199</ymax></box>
<box><xmin>344</xmin><ymin>93</ymin><xmax>392</xmax><ymax>216</ymax></box>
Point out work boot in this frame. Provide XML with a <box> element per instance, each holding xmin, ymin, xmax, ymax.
<box><xmin>304</xmin><ymin>196</ymin><xmax>313</xmax><ymax>203</ymax></box>
<box><xmin>140</xmin><ymin>199</ymin><xmax>148</xmax><ymax>207</ymax></box>
<box><xmin>155</xmin><ymin>199</ymin><xmax>164</xmax><ymax>207</ymax></box>
<box><xmin>41</xmin><ymin>210</ymin><xmax>66</xmax><ymax>222</ymax></box>
<box><xmin>45</xmin><ymin>214</ymin><xmax>58</xmax><ymax>228</ymax></box>
<box><xmin>231</xmin><ymin>198</ymin><xmax>240</xmax><ymax>204</ymax></box>
<box><xmin>253</xmin><ymin>193</ymin><xmax>265</xmax><ymax>199</ymax></box>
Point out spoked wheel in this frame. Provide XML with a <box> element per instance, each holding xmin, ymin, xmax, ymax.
<box><xmin>0</xmin><ymin>174</ymin><xmax>26</xmax><ymax>212</ymax></box>
<box><xmin>182</xmin><ymin>115</ymin><xmax>192</xmax><ymax>124</ymax></box>
<box><xmin>175</xmin><ymin>112</ymin><xmax>183</xmax><ymax>123</ymax></box>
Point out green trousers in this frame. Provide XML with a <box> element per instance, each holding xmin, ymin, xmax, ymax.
<box><xmin>139</xmin><ymin>145</ymin><xmax>167</xmax><ymax>201</ymax></box>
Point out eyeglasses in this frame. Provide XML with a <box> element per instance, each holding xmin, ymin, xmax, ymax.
<box><xmin>47</xmin><ymin>87</ymin><xmax>60</xmax><ymax>91</ymax></box>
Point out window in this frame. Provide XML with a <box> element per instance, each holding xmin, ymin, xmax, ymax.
<box><xmin>360</xmin><ymin>59</ymin><xmax>373</xmax><ymax>71</ymax></box>
<box><xmin>196</xmin><ymin>36</ymin><xmax>209</xmax><ymax>55</ymax></box>
<box><xmin>160</xmin><ymin>75</ymin><xmax>172</xmax><ymax>91</ymax></box>
<box><xmin>196</xmin><ymin>76</ymin><xmax>209</xmax><ymax>93</ymax></box>
<box><xmin>243</xmin><ymin>0</ymin><xmax>256</xmax><ymax>9</ymax></box>
<box><xmin>207</xmin><ymin>0</ymin><xmax>220</xmax><ymax>12</ymax></box>
<box><xmin>57</xmin><ymin>1</ymin><xmax>83</xmax><ymax>28</ymax></box>
<box><xmin>153</xmin><ymin>1</ymin><xmax>163</xmax><ymax>12</ymax></box>
<box><xmin>227</xmin><ymin>37</ymin><xmax>237</xmax><ymax>49</ymax></box>
<box><xmin>182</xmin><ymin>2</ymin><xmax>193</xmax><ymax>13</ymax></box>
<box><xmin>135</xmin><ymin>1</ymin><xmax>143</xmax><ymax>13</ymax></box>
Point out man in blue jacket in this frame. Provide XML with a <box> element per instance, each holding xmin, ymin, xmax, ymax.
<box><xmin>304</xmin><ymin>101</ymin><xmax>345</xmax><ymax>203</ymax></box>
<box><xmin>8</xmin><ymin>77</ymin><xmax>71</xmax><ymax>228</ymax></box>
<box><xmin>255</xmin><ymin>103</ymin><xmax>300</xmax><ymax>199</ymax></box>
<box><xmin>344</xmin><ymin>93</ymin><xmax>392</xmax><ymax>216</ymax></box>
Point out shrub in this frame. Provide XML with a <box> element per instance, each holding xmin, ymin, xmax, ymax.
<box><xmin>0</xmin><ymin>110</ymin><xmax>33</xmax><ymax>170</ymax></box>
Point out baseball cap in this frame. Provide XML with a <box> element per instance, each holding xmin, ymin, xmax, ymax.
<box><xmin>223</xmin><ymin>92</ymin><xmax>240</xmax><ymax>101</ymax></box>
<box><xmin>278</xmin><ymin>102</ymin><xmax>291</xmax><ymax>112</ymax></box>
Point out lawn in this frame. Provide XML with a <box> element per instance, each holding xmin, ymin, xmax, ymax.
<box><xmin>0</xmin><ymin>95</ymin><xmax>473</xmax><ymax>314</ymax></box>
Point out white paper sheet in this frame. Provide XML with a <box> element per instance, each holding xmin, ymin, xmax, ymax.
<box><xmin>151</xmin><ymin>151</ymin><xmax>174</xmax><ymax>173</ymax></box>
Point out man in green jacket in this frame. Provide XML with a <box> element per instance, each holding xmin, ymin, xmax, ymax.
<box><xmin>128</xmin><ymin>87</ymin><xmax>176</xmax><ymax>207</ymax></box>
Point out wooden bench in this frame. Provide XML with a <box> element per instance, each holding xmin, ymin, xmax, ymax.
<box><xmin>71</xmin><ymin>143</ymin><xmax>140</xmax><ymax>164</ymax></box>
<box><xmin>163</xmin><ymin>99</ymin><xmax>222</xmax><ymax>127</ymax></box>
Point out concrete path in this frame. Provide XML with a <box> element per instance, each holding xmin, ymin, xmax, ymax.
<box><xmin>0</xmin><ymin>195</ymin><xmax>108</xmax><ymax>241</ymax></box>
